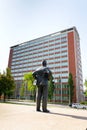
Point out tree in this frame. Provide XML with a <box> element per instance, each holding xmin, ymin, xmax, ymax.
<box><xmin>20</xmin><ymin>72</ymin><xmax>36</xmax><ymax>101</ymax></box>
<box><xmin>6</xmin><ymin>68</ymin><xmax>16</xmax><ymax>98</ymax></box>
<box><xmin>48</xmin><ymin>75</ymin><xmax>55</xmax><ymax>101</ymax></box>
<box><xmin>84</xmin><ymin>79</ymin><xmax>87</xmax><ymax>96</ymax></box>
<box><xmin>0</xmin><ymin>72</ymin><xmax>2</xmax><ymax>97</ymax></box>
<box><xmin>0</xmin><ymin>73</ymin><xmax>3</xmax><ymax>99</ymax></box>
<box><xmin>0</xmin><ymin>68</ymin><xmax>15</xmax><ymax>102</ymax></box>
<box><xmin>68</xmin><ymin>73</ymin><xmax>74</xmax><ymax>105</ymax></box>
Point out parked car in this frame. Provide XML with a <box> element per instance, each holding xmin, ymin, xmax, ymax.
<box><xmin>72</xmin><ymin>103</ymin><xmax>87</xmax><ymax>109</ymax></box>
<box><xmin>82</xmin><ymin>104</ymin><xmax>87</xmax><ymax>109</ymax></box>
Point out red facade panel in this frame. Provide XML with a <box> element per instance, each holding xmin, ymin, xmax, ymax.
<box><xmin>68</xmin><ymin>31</ymin><xmax>76</xmax><ymax>102</ymax></box>
<box><xmin>8</xmin><ymin>48</ymin><xmax>13</xmax><ymax>68</ymax></box>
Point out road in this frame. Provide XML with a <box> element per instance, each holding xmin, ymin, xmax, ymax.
<box><xmin>0</xmin><ymin>103</ymin><xmax>87</xmax><ymax>130</ymax></box>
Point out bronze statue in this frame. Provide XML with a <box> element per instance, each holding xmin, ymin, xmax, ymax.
<box><xmin>33</xmin><ymin>60</ymin><xmax>52</xmax><ymax>112</ymax></box>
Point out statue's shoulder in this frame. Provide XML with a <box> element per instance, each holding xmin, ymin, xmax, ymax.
<box><xmin>36</xmin><ymin>67</ymin><xmax>42</xmax><ymax>71</ymax></box>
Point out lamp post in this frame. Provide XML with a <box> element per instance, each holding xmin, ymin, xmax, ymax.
<box><xmin>60</xmin><ymin>79</ymin><xmax>62</xmax><ymax>104</ymax></box>
<box><xmin>69</xmin><ymin>85</ymin><xmax>71</xmax><ymax>106</ymax></box>
<box><xmin>53</xmin><ymin>79</ymin><xmax>56</xmax><ymax>103</ymax></box>
<box><xmin>24</xmin><ymin>81</ymin><xmax>27</xmax><ymax>100</ymax></box>
<box><xmin>59</xmin><ymin>77</ymin><xmax>62</xmax><ymax>103</ymax></box>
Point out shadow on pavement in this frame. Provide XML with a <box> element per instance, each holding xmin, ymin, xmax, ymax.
<box><xmin>49</xmin><ymin>112</ymin><xmax>87</xmax><ymax>121</ymax></box>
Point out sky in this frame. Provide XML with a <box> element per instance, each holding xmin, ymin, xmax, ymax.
<box><xmin>0</xmin><ymin>0</ymin><xmax>87</xmax><ymax>84</ymax></box>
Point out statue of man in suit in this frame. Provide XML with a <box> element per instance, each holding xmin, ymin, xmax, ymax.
<box><xmin>33</xmin><ymin>60</ymin><xmax>52</xmax><ymax>112</ymax></box>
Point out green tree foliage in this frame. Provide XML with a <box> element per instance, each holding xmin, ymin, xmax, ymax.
<box><xmin>0</xmin><ymin>72</ymin><xmax>2</xmax><ymax>96</ymax></box>
<box><xmin>20</xmin><ymin>72</ymin><xmax>36</xmax><ymax>100</ymax></box>
<box><xmin>24</xmin><ymin>72</ymin><xmax>35</xmax><ymax>91</ymax></box>
<box><xmin>0</xmin><ymin>68</ymin><xmax>15</xmax><ymax>101</ymax></box>
<box><xmin>6</xmin><ymin>68</ymin><xmax>15</xmax><ymax>97</ymax></box>
<box><xmin>20</xmin><ymin>82</ymin><xmax>25</xmax><ymax>97</ymax></box>
<box><xmin>68</xmin><ymin>73</ymin><xmax>74</xmax><ymax>105</ymax></box>
<box><xmin>48</xmin><ymin>76</ymin><xmax>55</xmax><ymax>101</ymax></box>
<box><xmin>84</xmin><ymin>79</ymin><xmax>87</xmax><ymax>96</ymax></box>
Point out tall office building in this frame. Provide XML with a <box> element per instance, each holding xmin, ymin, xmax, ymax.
<box><xmin>8</xmin><ymin>27</ymin><xmax>84</xmax><ymax>103</ymax></box>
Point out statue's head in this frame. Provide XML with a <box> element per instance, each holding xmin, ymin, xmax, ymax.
<box><xmin>42</xmin><ymin>60</ymin><xmax>47</xmax><ymax>67</ymax></box>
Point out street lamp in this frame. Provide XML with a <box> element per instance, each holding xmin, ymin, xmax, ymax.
<box><xmin>69</xmin><ymin>85</ymin><xmax>71</xmax><ymax>106</ymax></box>
<box><xmin>24</xmin><ymin>81</ymin><xmax>27</xmax><ymax>100</ymax></box>
<box><xmin>59</xmin><ymin>77</ymin><xmax>62</xmax><ymax>103</ymax></box>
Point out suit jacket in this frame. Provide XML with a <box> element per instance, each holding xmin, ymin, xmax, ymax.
<box><xmin>33</xmin><ymin>67</ymin><xmax>52</xmax><ymax>87</ymax></box>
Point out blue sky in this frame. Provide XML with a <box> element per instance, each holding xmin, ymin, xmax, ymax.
<box><xmin>0</xmin><ymin>0</ymin><xmax>87</xmax><ymax>84</ymax></box>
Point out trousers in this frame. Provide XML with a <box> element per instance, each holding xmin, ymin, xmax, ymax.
<box><xmin>36</xmin><ymin>85</ymin><xmax>48</xmax><ymax>111</ymax></box>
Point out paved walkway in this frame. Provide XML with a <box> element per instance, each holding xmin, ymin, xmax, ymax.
<box><xmin>0</xmin><ymin>102</ymin><xmax>87</xmax><ymax>130</ymax></box>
